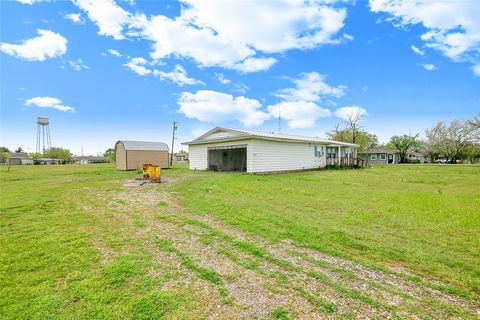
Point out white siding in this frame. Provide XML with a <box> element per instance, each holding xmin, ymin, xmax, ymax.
<box><xmin>249</xmin><ymin>139</ymin><xmax>326</xmax><ymax>173</ymax></box>
<box><xmin>188</xmin><ymin>139</ymin><xmax>252</xmax><ymax>171</ymax></box>
<box><xmin>188</xmin><ymin>138</ymin><xmax>327</xmax><ymax>173</ymax></box>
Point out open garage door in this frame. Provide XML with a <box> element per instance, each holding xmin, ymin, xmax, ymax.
<box><xmin>208</xmin><ymin>145</ymin><xmax>247</xmax><ymax>172</ymax></box>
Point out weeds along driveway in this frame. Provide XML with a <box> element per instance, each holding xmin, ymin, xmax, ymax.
<box><xmin>0</xmin><ymin>164</ymin><xmax>479</xmax><ymax>319</ymax></box>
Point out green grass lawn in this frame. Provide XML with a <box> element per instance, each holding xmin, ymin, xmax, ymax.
<box><xmin>1</xmin><ymin>164</ymin><xmax>479</xmax><ymax>319</ymax></box>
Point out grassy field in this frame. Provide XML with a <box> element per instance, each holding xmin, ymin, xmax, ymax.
<box><xmin>1</xmin><ymin>164</ymin><xmax>479</xmax><ymax>319</ymax></box>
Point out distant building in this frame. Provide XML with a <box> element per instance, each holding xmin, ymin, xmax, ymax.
<box><xmin>358</xmin><ymin>148</ymin><xmax>428</xmax><ymax>164</ymax></box>
<box><xmin>115</xmin><ymin>140</ymin><xmax>170</xmax><ymax>170</ymax></box>
<box><xmin>35</xmin><ymin>158</ymin><xmax>60</xmax><ymax>165</ymax></box>
<box><xmin>7</xmin><ymin>152</ymin><xmax>33</xmax><ymax>165</ymax></box>
<box><xmin>72</xmin><ymin>156</ymin><xmax>107</xmax><ymax>164</ymax></box>
<box><xmin>173</xmin><ymin>152</ymin><xmax>189</xmax><ymax>162</ymax></box>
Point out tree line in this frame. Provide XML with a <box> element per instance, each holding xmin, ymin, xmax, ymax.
<box><xmin>327</xmin><ymin>110</ymin><xmax>480</xmax><ymax>164</ymax></box>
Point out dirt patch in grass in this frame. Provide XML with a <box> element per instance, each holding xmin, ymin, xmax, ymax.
<box><xmin>75</xmin><ymin>180</ymin><xmax>479</xmax><ymax>319</ymax></box>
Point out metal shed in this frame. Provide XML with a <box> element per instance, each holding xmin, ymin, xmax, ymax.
<box><xmin>115</xmin><ymin>140</ymin><xmax>169</xmax><ymax>170</ymax></box>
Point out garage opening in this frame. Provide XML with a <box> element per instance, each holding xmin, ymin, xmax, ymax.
<box><xmin>208</xmin><ymin>145</ymin><xmax>247</xmax><ymax>172</ymax></box>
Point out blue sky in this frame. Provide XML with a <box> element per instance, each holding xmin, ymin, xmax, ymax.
<box><xmin>1</xmin><ymin>0</ymin><xmax>479</xmax><ymax>155</ymax></box>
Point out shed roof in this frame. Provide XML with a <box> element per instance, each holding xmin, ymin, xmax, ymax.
<box><xmin>183</xmin><ymin>127</ymin><xmax>359</xmax><ymax>147</ymax></box>
<box><xmin>117</xmin><ymin>140</ymin><xmax>169</xmax><ymax>151</ymax></box>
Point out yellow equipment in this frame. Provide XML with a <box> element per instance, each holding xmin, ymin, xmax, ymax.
<box><xmin>142</xmin><ymin>164</ymin><xmax>161</xmax><ymax>183</ymax></box>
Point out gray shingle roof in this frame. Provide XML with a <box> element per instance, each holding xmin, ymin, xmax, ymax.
<box><xmin>358</xmin><ymin>147</ymin><xmax>397</xmax><ymax>154</ymax></box>
<box><xmin>117</xmin><ymin>140</ymin><xmax>169</xmax><ymax>151</ymax></box>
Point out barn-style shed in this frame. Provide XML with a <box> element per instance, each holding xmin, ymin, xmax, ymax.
<box><xmin>115</xmin><ymin>140</ymin><xmax>169</xmax><ymax>170</ymax></box>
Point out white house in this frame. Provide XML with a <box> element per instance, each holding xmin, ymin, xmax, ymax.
<box><xmin>183</xmin><ymin>127</ymin><xmax>360</xmax><ymax>173</ymax></box>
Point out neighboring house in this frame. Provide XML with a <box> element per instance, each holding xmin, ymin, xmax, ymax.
<box><xmin>36</xmin><ymin>158</ymin><xmax>60</xmax><ymax>165</ymax></box>
<box><xmin>358</xmin><ymin>148</ymin><xmax>428</xmax><ymax>164</ymax></box>
<box><xmin>173</xmin><ymin>152</ymin><xmax>189</xmax><ymax>162</ymax></box>
<box><xmin>72</xmin><ymin>156</ymin><xmax>107</xmax><ymax>164</ymax></box>
<box><xmin>182</xmin><ymin>127</ymin><xmax>360</xmax><ymax>173</ymax></box>
<box><xmin>115</xmin><ymin>140</ymin><xmax>170</xmax><ymax>170</ymax></box>
<box><xmin>7</xmin><ymin>152</ymin><xmax>33</xmax><ymax>165</ymax></box>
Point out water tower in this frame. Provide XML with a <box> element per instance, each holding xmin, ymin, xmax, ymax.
<box><xmin>36</xmin><ymin>117</ymin><xmax>51</xmax><ymax>154</ymax></box>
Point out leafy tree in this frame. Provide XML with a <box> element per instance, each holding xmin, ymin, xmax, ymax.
<box><xmin>103</xmin><ymin>148</ymin><xmax>116</xmax><ymax>162</ymax></box>
<box><xmin>388</xmin><ymin>134</ymin><xmax>420</xmax><ymax>163</ymax></box>
<box><xmin>15</xmin><ymin>147</ymin><xmax>23</xmax><ymax>153</ymax></box>
<box><xmin>0</xmin><ymin>147</ymin><xmax>10</xmax><ymax>163</ymax></box>
<box><xmin>29</xmin><ymin>152</ymin><xmax>43</xmax><ymax>160</ymax></box>
<box><xmin>45</xmin><ymin>147</ymin><xmax>72</xmax><ymax>162</ymax></box>
<box><xmin>327</xmin><ymin>127</ymin><xmax>378</xmax><ymax>152</ymax></box>
<box><xmin>460</xmin><ymin>143</ymin><xmax>480</xmax><ymax>163</ymax></box>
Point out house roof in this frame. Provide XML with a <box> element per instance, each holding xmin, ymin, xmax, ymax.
<box><xmin>358</xmin><ymin>148</ymin><xmax>426</xmax><ymax>156</ymax></box>
<box><xmin>72</xmin><ymin>156</ymin><xmax>105</xmax><ymax>161</ymax></box>
<box><xmin>116</xmin><ymin>140</ymin><xmax>169</xmax><ymax>151</ymax></box>
<box><xmin>358</xmin><ymin>147</ymin><xmax>398</xmax><ymax>154</ymax></box>
<box><xmin>183</xmin><ymin>127</ymin><xmax>359</xmax><ymax>147</ymax></box>
<box><xmin>8</xmin><ymin>152</ymin><xmax>30</xmax><ymax>159</ymax></box>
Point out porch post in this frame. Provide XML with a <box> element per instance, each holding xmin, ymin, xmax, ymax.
<box><xmin>338</xmin><ymin>146</ymin><xmax>341</xmax><ymax>165</ymax></box>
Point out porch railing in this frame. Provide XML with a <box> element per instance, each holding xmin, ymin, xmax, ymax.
<box><xmin>326</xmin><ymin>157</ymin><xmax>365</xmax><ymax>168</ymax></box>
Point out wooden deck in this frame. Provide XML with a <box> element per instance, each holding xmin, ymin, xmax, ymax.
<box><xmin>326</xmin><ymin>157</ymin><xmax>365</xmax><ymax>168</ymax></box>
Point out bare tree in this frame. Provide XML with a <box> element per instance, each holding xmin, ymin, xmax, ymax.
<box><xmin>337</xmin><ymin>107</ymin><xmax>366</xmax><ymax>144</ymax></box>
<box><xmin>468</xmin><ymin>113</ymin><xmax>480</xmax><ymax>129</ymax></box>
<box><xmin>426</xmin><ymin>120</ymin><xmax>475</xmax><ymax>163</ymax></box>
<box><xmin>468</xmin><ymin>113</ymin><xmax>480</xmax><ymax>142</ymax></box>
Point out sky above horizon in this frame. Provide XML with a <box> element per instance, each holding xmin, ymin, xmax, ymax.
<box><xmin>1</xmin><ymin>0</ymin><xmax>479</xmax><ymax>155</ymax></box>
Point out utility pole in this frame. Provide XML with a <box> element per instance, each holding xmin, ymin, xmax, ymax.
<box><xmin>170</xmin><ymin>121</ymin><xmax>177</xmax><ymax>167</ymax></box>
<box><xmin>277</xmin><ymin>104</ymin><xmax>281</xmax><ymax>133</ymax></box>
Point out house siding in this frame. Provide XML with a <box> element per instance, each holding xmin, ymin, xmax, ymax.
<box><xmin>188</xmin><ymin>139</ymin><xmax>252</xmax><ymax>171</ymax></box>
<box><xmin>249</xmin><ymin>139</ymin><xmax>326</xmax><ymax>173</ymax></box>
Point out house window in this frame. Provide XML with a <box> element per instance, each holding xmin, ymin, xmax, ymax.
<box><xmin>314</xmin><ymin>145</ymin><xmax>324</xmax><ymax>157</ymax></box>
<box><xmin>370</xmin><ymin>154</ymin><xmax>377</xmax><ymax>160</ymax></box>
<box><xmin>380</xmin><ymin>154</ymin><xmax>387</xmax><ymax>160</ymax></box>
<box><xmin>327</xmin><ymin>147</ymin><xmax>336</xmax><ymax>158</ymax></box>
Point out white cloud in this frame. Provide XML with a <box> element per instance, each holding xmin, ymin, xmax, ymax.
<box><xmin>214</xmin><ymin>73</ymin><xmax>231</xmax><ymax>85</ymax></box>
<box><xmin>68</xmin><ymin>58</ymin><xmax>89</xmax><ymax>71</ymax></box>
<box><xmin>473</xmin><ymin>64</ymin><xmax>480</xmax><ymax>76</ymax></box>
<box><xmin>343</xmin><ymin>33</ymin><xmax>354</xmax><ymax>41</ymax></box>
<box><xmin>153</xmin><ymin>65</ymin><xmax>204</xmax><ymax>86</ymax></box>
<box><xmin>0</xmin><ymin>29</ymin><xmax>67</xmax><ymax>61</ymax></box>
<box><xmin>233</xmin><ymin>57</ymin><xmax>277</xmax><ymax>73</ymax></box>
<box><xmin>107</xmin><ymin>48</ymin><xmax>121</xmax><ymax>57</ymax></box>
<box><xmin>334</xmin><ymin>105</ymin><xmax>367</xmax><ymax>121</ymax></box>
<box><xmin>124</xmin><ymin>57</ymin><xmax>151</xmax><ymax>75</ymax></box>
<box><xmin>76</xmin><ymin>0</ymin><xmax>348</xmax><ymax>72</ymax></box>
<box><xmin>24</xmin><ymin>96</ymin><xmax>75</xmax><ymax>112</ymax></box>
<box><xmin>16</xmin><ymin>0</ymin><xmax>45</xmax><ymax>4</ymax></box>
<box><xmin>267</xmin><ymin>101</ymin><xmax>331</xmax><ymax>129</ymax></box>
<box><xmin>276</xmin><ymin>72</ymin><xmax>346</xmax><ymax>102</ymax></box>
<box><xmin>73</xmin><ymin>0</ymin><xmax>131</xmax><ymax>40</ymax></box>
<box><xmin>178</xmin><ymin>90</ymin><xmax>270</xmax><ymax>126</ymax></box>
<box><xmin>370</xmin><ymin>0</ymin><xmax>480</xmax><ymax>74</ymax></box>
<box><xmin>65</xmin><ymin>13</ymin><xmax>84</xmax><ymax>24</ymax></box>
<box><xmin>410</xmin><ymin>45</ymin><xmax>425</xmax><ymax>56</ymax></box>
<box><xmin>422</xmin><ymin>63</ymin><xmax>437</xmax><ymax>71</ymax></box>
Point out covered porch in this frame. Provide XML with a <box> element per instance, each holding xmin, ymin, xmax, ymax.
<box><xmin>326</xmin><ymin>144</ymin><xmax>365</xmax><ymax>168</ymax></box>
